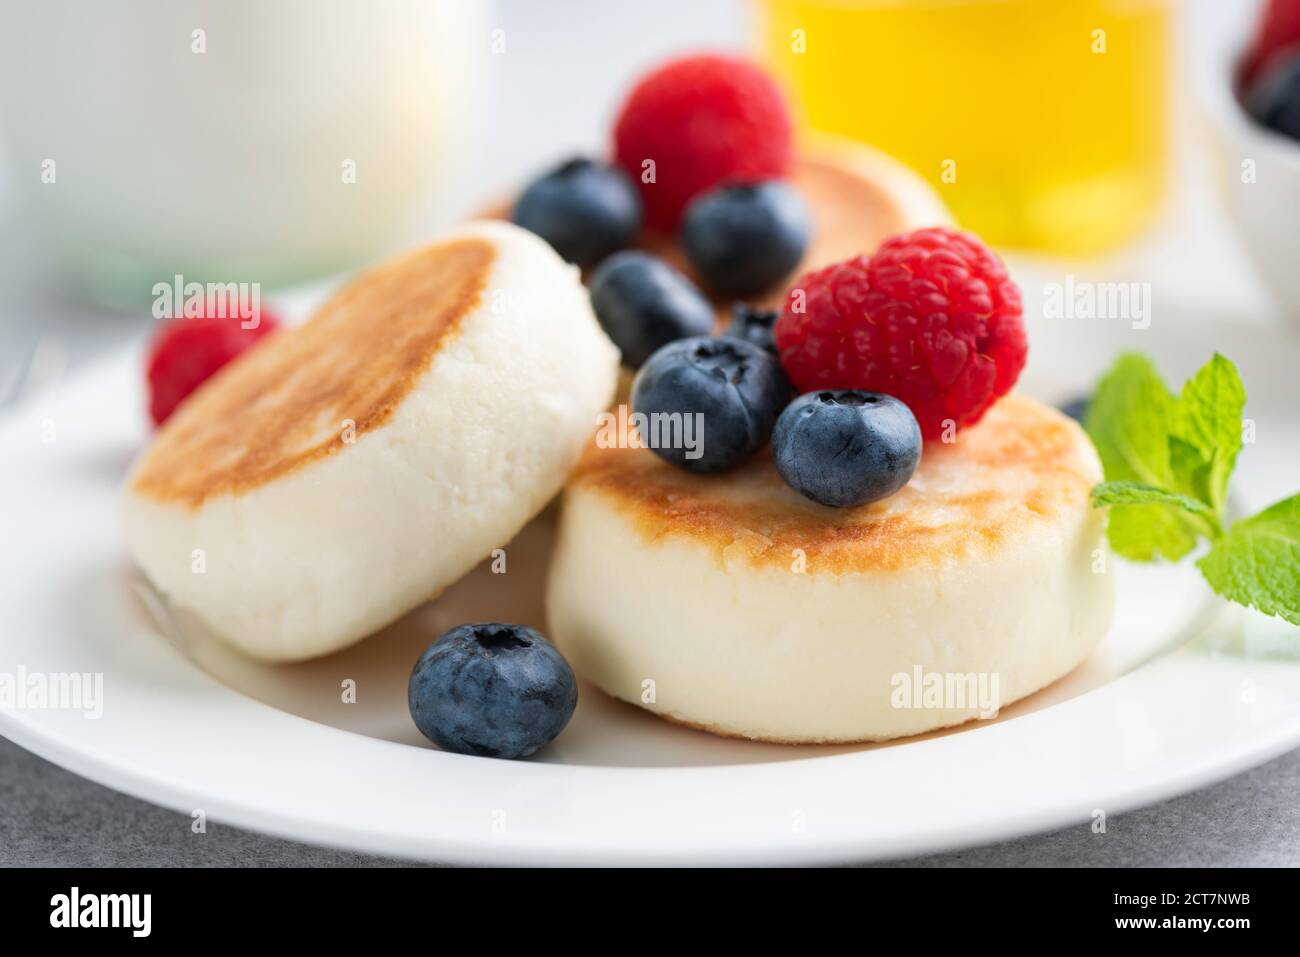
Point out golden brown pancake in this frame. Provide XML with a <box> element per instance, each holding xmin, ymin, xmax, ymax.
<box><xmin>547</xmin><ymin>393</ymin><xmax>1112</xmax><ymax>743</ymax></box>
<box><xmin>121</xmin><ymin>220</ymin><xmax>620</xmax><ymax>662</ymax></box>
<box><xmin>131</xmin><ymin>238</ymin><xmax>495</xmax><ymax>508</ymax></box>
<box><xmin>570</xmin><ymin>394</ymin><xmax>1097</xmax><ymax>575</ymax></box>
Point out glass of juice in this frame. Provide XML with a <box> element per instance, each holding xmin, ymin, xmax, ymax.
<box><xmin>758</xmin><ymin>0</ymin><xmax>1173</xmax><ymax>255</ymax></box>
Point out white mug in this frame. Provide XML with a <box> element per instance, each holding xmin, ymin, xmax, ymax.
<box><xmin>0</xmin><ymin>0</ymin><xmax>484</xmax><ymax>306</ymax></box>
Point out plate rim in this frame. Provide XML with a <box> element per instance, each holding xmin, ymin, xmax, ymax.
<box><xmin>6</xmin><ymin>647</ymin><xmax>1300</xmax><ymax>865</ymax></box>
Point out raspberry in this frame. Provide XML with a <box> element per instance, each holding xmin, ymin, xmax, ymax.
<box><xmin>146</xmin><ymin>311</ymin><xmax>279</xmax><ymax>425</ymax></box>
<box><xmin>1243</xmin><ymin>0</ymin><xmax>1300</xmax><ymax>88</ymax></box>
<box><xmin>612</xmin><ymin>53</ymin><xmax>792</xmax><ymax>232</ymax></box>
<box><xmin>774</xmin><ymin>227</ymin><xmax>1026</xmax><ymax>439</ymax></box>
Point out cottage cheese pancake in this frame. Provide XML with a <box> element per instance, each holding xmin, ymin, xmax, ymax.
<box><xmin>123</xmin><ymin>220</ymin><xmax>619</xmax><ymax>661</ymax></box>
<box><xmin>546</xmin><ymin>394</ymin><xmax>1113</xmax><ymax>743</ymax></box>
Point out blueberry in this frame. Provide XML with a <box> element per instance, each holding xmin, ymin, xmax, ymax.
<box><xmin>631</xmin><ymin>336</ymin><xmax>789</xmax><ymax>472</ymax></box>
<box><xmin>722</xmin><ymin>303</ymin><xmax>779</xmax><ymax>355</ymax></box>
<box><xmin>588</xmin><ymin>251</ymin><xmax>715</xmax><ymax>368</ymax></box>
<box><xmin>1246</xmin><ymin>53</ymin><xmax>1300</xmax><ymax>141</ymax></box>
<box><xmin>1058</xmin><ymin>394</ymin><xmax>1089</xmax><ymax>423</ymax></box>
<box><xmin>773</xmin><ymin>390</ymin><xmax>921</xmax><ymax>508</ymax></box>
<box><xmin>408</xmin><ymin>623</ymin><xmax>578</xmax><ymax>760</ymax></box>
<box><xmin>680</xmin><ymin>181</ymin><xmax>810</xmax><ymax>297</ymax></box>
<box><xmin>512</xmin><ymin>158</ymin><xmax>642</xmax><ymax>268</ymax></box>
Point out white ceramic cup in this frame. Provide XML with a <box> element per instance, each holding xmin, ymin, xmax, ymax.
<box><xmin>0</xmin><ymin>0</ymin><xmax>484</xmax><ymax>306</ymax></box>
<box><xmin>1198</xmin><ymin>0</ymin><xmax>1300</xmax><ymax>331</ymax></box>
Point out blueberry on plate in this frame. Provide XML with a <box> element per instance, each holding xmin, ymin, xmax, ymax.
<box><xmin>1245</xmin><ymin>52</ymin><xmax>1300</xmax><ymax>141</ymax></box>
<box><xmin>511</xmin><ymin>157</ymin><xmax>642</xmax><ymax>268</ymax></box>
<box><xmin>680</xmin><ymin>181</ymin><xmax>810</xmax><ymax>297</ymax></box>
<box><xmin>722</xmin><ymin>303</ymin><xmax>779</xmax><ymax>355</ymax></box>
<box><xmin>588</xmin><ymin>251</ymin><xmax>715</xmax><ymax>367</ymax></box>
<box><xmin>631</xmin><ymin>335</ymin><xmax>789</xmax><ymax>473</ymax></box>
<box><xmin>773</xmin><ymin>390</ymin><xmax>921</xmax><ymax>508</ymax></box>
<box><xmin>1058</xmin><ymin>394</ymin><xmax>1089</xmax><ymax>424</ymax></box>
<box><xmin>408</xmin><ymin>622</ymin><xmax>578</xmax><ymax>760</ymax></box>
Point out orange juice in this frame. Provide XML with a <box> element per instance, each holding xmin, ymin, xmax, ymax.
<box><xmin>759</xmin><ymin>0</ymin><xmax>1172</xmax><ymax>254</ymax></box>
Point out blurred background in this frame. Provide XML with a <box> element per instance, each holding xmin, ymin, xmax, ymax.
<box><xmin>0</xmin><ymin>0</ymin><xmax>1293</xmax><ymax>393</ymax></box>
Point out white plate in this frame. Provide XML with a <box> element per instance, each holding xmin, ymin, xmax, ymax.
<box><xmin>2</xmin><ymin>305</ymin><xmax>1299</xmax><ymax>865</ymax></box>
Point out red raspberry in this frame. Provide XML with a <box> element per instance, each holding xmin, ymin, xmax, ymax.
<box><xmin>1243</xmin><ymin>0</ymin><xmax>1300</xmax><ymax>88</ymax></box>
<box><xmin>612</xmin><ymin>53</ymin><xmax>793</xmax><ymax>232</ymax></box>
<box><xmin>146</xmin><ymin>311</ymin><xmax>280</xmax><ymax>426</ymax></box>
<box><xmin>774</xmin><ymin>227</ymin><xmax>1026</xmax><ymax>440</ymax></box>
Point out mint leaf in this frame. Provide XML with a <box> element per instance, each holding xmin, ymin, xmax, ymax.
<box><xmin>1085</xmin><ymin>351</ymin><xmax>1297</xmax><ymax>624</ymax></box>
<box><xmin>1171</xmin><ymin>353</ymin><xmax>1245</xmax><ymax>514</ymax></box>
<box><xmin>1084</xmin><ymin>353</ymin><xmax>1180</xmax><ymax>487</ymax></box>
<box><xmin>1091</xmin><ymin>482</ymin><xmax>1219</xmax><ymax>559</ymax></box>
<box><xmin>1198</xmin><ymin>494</ymin><xmax>1300</xmax><ymax>626</ymax></box>
<box><xmin>1104</xmin><ymin>504</ymin><xmax>1202</xmax><ymax>562</ymax></box>
<box><xmin>1085</xmin><ymin>355</ymin><xmax>1203</xmax><ymax>561</ymax></box>
<box><xmin>1090</xmin><ymin>481</ymin><xmax>1212</xmax><ymax>516</ymax></box>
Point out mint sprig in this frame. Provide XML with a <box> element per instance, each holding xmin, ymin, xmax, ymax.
<box><xmin>1084</xmin><ymin>352</ymin><xmax>1300</xmax><ymax>626</ymax></box>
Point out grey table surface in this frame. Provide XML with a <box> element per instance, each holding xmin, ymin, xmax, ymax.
<box><xmin>4</xmin><ymin>734</ymin><xmax>1299</xmax><ymax>867</ymax></box>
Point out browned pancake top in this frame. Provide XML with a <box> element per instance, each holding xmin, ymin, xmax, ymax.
<box><xmin>571</xmin><ymin>394</ymin><xmax>1099</xmax><ymax>574</ymax></box>
<box><xmin>131</xmin><ymin>237</ymin><xmax>496</xmax><ymax>508</ymax></box>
